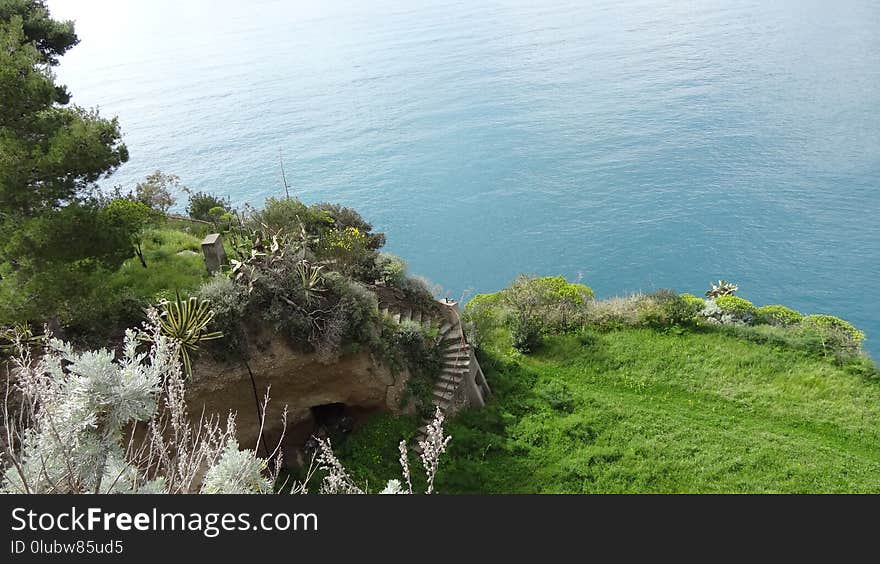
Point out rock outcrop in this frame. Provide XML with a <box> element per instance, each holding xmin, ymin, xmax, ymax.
<box><xmin>188</xmin><ymin>331</ymin><xmax>410</xmax><ymax>463</ymax></box>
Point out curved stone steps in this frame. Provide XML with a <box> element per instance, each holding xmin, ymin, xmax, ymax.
<box><xmin>378</xmin><ymin>299</ymin><xmax>486</xmax><ymax>455</ymax></box>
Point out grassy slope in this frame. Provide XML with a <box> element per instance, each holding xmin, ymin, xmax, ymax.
<box><xmin>341</xmin><ymin>327</ymin><xmax>880</xmax><ymax>493</ymax></box>
<box><xmin>107</xmin><ymin>227</ymin><xmax>209</xmax><ymax>301</ymax></box>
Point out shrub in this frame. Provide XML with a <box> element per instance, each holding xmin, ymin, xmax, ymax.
<box><xmin>463</xmin><ymin>293</ymin><xmax>502</xmax><ymax>349</ymax></box>
<box><xmin>716</xmin><ymin>319</ymin><xmax>865</xmax><ymax>364</ymax></box>
<box><xmin>636</xmin><ymin>297</ymin><xmax>669</xmax><ymax>328</ymax></box>
<box><xmin>375</xmin><ymin>253</ymin><xmax>407</xmax><ymax>286</ymax></box>
<box><xmin>502</xmin><ymin>275</ymin><xmax>594</xmax><ymax>335</ymax></box>
<box><xmin>650</xmin><ymin>290</ymin><xmax>704</xmax><ymax>326</ymax></box>
<box><xmin>714</xmin><ymin>295</ymin><xmax>757</xmax><ymax>319</ymax></box>
<box><xmin>248</xmin><ymin>197</ymin><xmax>331</xmax><ymax>235</ymax></box>
<box><xmin>187</xmin><ymin>191</ymin><xmax>232</xmax><ymax>222</ymax></box>
<box><xmin>197</xmin><ymin>275</ymin><xmax>247</xmax><ymax>358</ymax></box>
<box><xmin>393</xmin><ymin>319</ymin><xmax>443</xmax><ymax>416</ymax></box>
<box><xmin>99</xmin><ymin>199</ymin><xmax>159</xmax><ymax>268</ymax></box>
<box><xmin>318</xmin><ymin>226</ymin><xmax>376</xmax><ymax>280</ymax></box>
<box><xmin>246</xmin><ymin>199</ymin><xmax>386</xmax><ymax>284</ymax></box>
<box><xmin>511</xmin><ymin>317</ymin><xmax>541</xmax><ymax>353</ymax></box>
<box><xmin>135</xmin><ymin>170</ymin><xmax>179</xmax><ymax>213</ymax></box>
<box><xmin>756</xmin><ymin>305</ymin><xmax>803</xmax><ymax>326</ymax></box>
<box><xmin>313</xmin><ymin>203</ymin><xmax>386</xmax><ymax>251</ymax></box>
<box><xmin>311</xmin><ymin>273</ymin><xmax>379</xmax><ymax>363</ymax></box>
<box><xmin>681</xmin><ymin>293</ymin><xmax>707</xmax><ymax>312</ymax></box>
<box><xmin>583</xmin><ymin>295</ymin><xmax>644</xmax><ymax>330</ymax></box>
<box><xmin>802</xmin><ymin>315</ymin><xmax>865</xmax><ymax>348</ymax></box>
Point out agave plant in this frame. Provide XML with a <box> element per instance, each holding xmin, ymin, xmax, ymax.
<box><xmin>0</xmin><ymin>324</ymin><xmax>43</xmax><ymax>356</ymax></box>
<box><xmin>152</xmin><ymin>293</ymin><xmax>223</xmax><ymax>377</ymax></box>
<box><xmin>705</xmin><ymin>279</ymin><xmax>739</xmax><ymax>298</ymax></box>
<box><xmin>295</xmin><ymin>259</ymin><xmax>325</xmax><ymax>304</ymax></box>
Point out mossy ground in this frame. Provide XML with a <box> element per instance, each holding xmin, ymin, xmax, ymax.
<box><xmin>340</xmin><ymin>326</ymin><xmax>880</xmax><ymax>493</ymax></box>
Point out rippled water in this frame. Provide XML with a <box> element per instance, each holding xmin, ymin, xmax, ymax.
<box><xmin>48</xmin><ymin>0</ymin><xmax>880</xmax><ymax>356</ymax></box>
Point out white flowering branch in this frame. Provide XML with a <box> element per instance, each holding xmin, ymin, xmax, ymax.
<box><xmin>315</xmin><ymin>407</ymin><xmax>451</xmax><ymax>494</ymax></box>
<box><xmin>419</xmin><ymin>407</ymin><xmax>452</xmax><ymax>494</ymax></box>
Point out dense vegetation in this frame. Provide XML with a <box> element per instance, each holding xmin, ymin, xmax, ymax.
<box><xmin>3</xmin><ymin>2</ymin><xmax>878</xmax><ymax>495</ymax></box>
<box><xmin>0</xmin><ymin>0</ymin><xmax>130</xmax><ymax>332</ymax></box>
<box><xmin>337</xmin><ymin>278</ymin><xmax>879</xmax><ymax>493</ymax></box>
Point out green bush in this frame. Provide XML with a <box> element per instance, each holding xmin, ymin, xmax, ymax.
<box><xmin>197</xmin><ymin>275</ymin><xmax>247</xmax><ymax>358</ymax></box>
<box><xmin>802</xmin><ymin>315</ymin><xmax>865</xmax><ymax>348</ymax></box>
<box><xmin>396</xmin><ymin>319</ymin><xmax>442</xmax><ymax>416</ymax></box>
<box><xmin>312</xmin><ymin>272</ymin><xmax>379</xmax><ymax>362</ymax></box>
<box><xmin>313</xmin><ymin>203</ymin><xmax>386</xmax><ymax>252</ymax></box>
<box><xmin>397</xmin><ymin>275</ymin><xmax>439</xmax><ymax>310</ymax></box>
<box><xmin>248</xmin><ymin>199</ymin><xmax>386</xmax><ymax>283</ymax></box>
<box><xmin>463</xmin><ymin>293</ymin><xmax>503</xmax><ymax>349</ymax></box>
<box><xmin>375</xmin><ymin>253</ymin><xmax>407</xmax><ymax>286</ymax></box>
<box><xmin>247</xmin><ymin>197</ymin><xmax>329</xmax><ymax>234</ymax></box>
<box><xmin>511</xmin><ymin>317</ymin><xmax>541</xmax><ymax>354</ymax></box>
<box><xmin>714</xmin><ymin>295</ymin><xmax>757</xmax><ymax>318</ymax></box>
<box><xmin>650</xmin><ymin>290</ymin><xmax>704</xmax><ymax>326</ymax></box>
<box><xmin>502</xmin><ymin>275</ymin><xmax>594</xmax><ymax>335</ymax></box>
<box><xmin>318</xmin><ymin>226</ymin><xmax>374</xmax><ymax>279</ymax></box>
<box><xmin>715</xmin><ymin>319</ymin><xmax>867</xmax><ymax>364</ymax></box>
<box><xmin>681</xmin><ymin>293</ymin><xmax>707</xmax><ymax>312</ymax></box>
<box><xmin>636</xmin><ymin>298</ymin><xmax>669</xmax><ymax>328</ymax></box>
<box><xmin>186</xmin><ymin>191</ymin><xmax>232</xmax><ymax>222</ymax></box>
<box><xmin>756</xmin><ymin>305</ymin><xmax>803</xmax><ymax>326</ymax></box>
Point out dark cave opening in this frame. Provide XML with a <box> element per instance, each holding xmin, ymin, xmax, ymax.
<box><xmin>280</xmin><ymin>403</ymin><xmax>379</xmax><ymax>469</ymax></box>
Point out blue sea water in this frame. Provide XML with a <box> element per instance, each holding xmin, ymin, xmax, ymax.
<box><xmin>47</xmin><ymin>0</ymin><xmax>880</xmax><ymax>357</ymax></box>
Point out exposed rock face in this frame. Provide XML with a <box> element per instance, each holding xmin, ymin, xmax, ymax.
<box><xmin>188</xmin><ymin>334</ymin><xmax>410</xmax><ymax>462</ymax></box>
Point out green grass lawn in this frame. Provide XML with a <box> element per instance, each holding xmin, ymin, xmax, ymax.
<box><xmin>108</xmin><ymin>227</ymin><xmax>209</xmax><ymax>299</ymax></box>
<box><xmin>54</xmin><ymin>226</ymin><xmax>214</xmax><ymax>340</ymax></box>
<box><xmin>340</xmin><ymin>327</ymin><xmax>880</xmax><ymax>493</ymax></box>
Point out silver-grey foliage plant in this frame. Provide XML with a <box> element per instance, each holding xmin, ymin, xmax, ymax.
<box><xmin>1</xmin><ymin>313</ymin><xmax>449</xmax><ymax>495</ymax></box>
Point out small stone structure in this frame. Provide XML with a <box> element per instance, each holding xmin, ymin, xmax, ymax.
<box><xmin>201</xmin><ymin>233</ymin><xmax>227</xmax><ymax>273</ymax></box>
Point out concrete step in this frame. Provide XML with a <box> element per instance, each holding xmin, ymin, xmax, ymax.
<box><xmin>443</xmin><ymin>348</ymin><xmax>469</xmax><ymax>359</ymax></box>
<box><xmin>438</xmin><ymin>377</ymin><xmax>460</xmax><ymax>388</ymax></box>
<box><xmin>433</xmin><ymin>387</ymin><xmax>455</xmax><ymax>400</ymax></box>
<box><xmin>433</xmin><ymin>397</ymin><xmax>451</xmax><ymax>410</ymax></box>
<box><xmin>438</xmin><ymin>322</ymin><xmax>453</xmax><ymax>335</ymax></box>
<box><xmin>441</xmin><ymin>326</ymin><xmax>463</xmax><ymax>339</ymax></box>
<box><xmin>443</xmin><ymin>357</ymin><xmax>468</xmax><ymax>366</ymax></box>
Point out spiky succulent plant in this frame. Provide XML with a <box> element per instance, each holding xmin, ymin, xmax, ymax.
<box><xmin>705</xmin><ymin>279</ymin><xmax>739</xmax><ymax>298</ymax></box>
<box><xmin>151</xmin><ymin>293</ymin><xmax>223</xmax><ymax>377</ymax></box>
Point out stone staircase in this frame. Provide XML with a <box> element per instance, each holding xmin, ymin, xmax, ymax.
<box><xmin>379</xmin><ymin>300</ymin><xmax>490</xmax><ymax>452</ymax></box>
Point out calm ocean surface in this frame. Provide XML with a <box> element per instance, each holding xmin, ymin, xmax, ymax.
<box><xmin>47</xmin><ymin>0</ymin><xmax>879</xmax><ymax>357</ymax></box>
